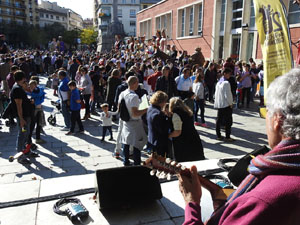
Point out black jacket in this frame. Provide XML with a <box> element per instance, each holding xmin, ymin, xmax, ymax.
<box><xmin>155</xmin><ymin>75</ymin><xmax>178</xmax><ymax>98</ymax></box>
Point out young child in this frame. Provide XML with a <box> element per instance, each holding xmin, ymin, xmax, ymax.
<box><xmin>51</xmin><ymin>70</ymin><xmax>59</xmax><ymax>96</ymax></box>
<box><xmin>66</xmin><ymin>81</ymin><xmax>84</xmax><ymax>135</ymax></box>
<box><xmin>100</xmin><ymin>103</ymin><xmax>118</xmax><ymax>142</ymax></box>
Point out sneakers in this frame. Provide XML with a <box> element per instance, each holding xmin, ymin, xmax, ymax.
<box><xmin>217</xmin><ymin>137</ymin><xmax>224</xmax><ymax>141</ymax></box>
<box><xmin>36</xmin><ymin>139</ymin><xmax>46</xmax><ymax>144</ymax></box>
<box><xmin>194</xmin><ymin>122</ymin><xmax>201</xmax><ymax>126</ymax></box>
<box><xmin>113</xmin><ymin>152</ymin><xmax>120</xmax><ymax>159</ymax></box>
<box><xmin>65</xmin><ymin>131</ymin><xmax>74</xmax><ymax>135</ymax></box>
<box><xmin>201</xmin><ymin>123</ymin><xmax>209</xmax><ymax>128</ymax></box>
<box><xmin>60</xmin><ymin>127</ymin><xmax>69</xmax><ymax>131</ymax></box>
<box><xmin>224</xmin><ymin>138</ymin><xmax>235</xmax><ymax>142</ymax></box>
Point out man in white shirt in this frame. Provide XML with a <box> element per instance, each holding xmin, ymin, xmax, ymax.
<box><xmin>120</xmin><ymin>76</ymin><xmax>148</xmax><ymax>166</ymax></box>
<box><xmin>214</xmin><ymin>68</ymin><xmax>234</xmax><ymax>142</ymax></box>
<box><xmin>175</xmin><ymin>68</ymin><xmax>193</xmax><ymax>99</ymax></box>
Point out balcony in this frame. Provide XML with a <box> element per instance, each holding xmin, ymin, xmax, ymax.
<box><xmin>98</xmin><ymin>12</ymin><xmax>111</xmax><ymax>18</ymax></box>
<box><xmin>0</xmin><ymin>1</ymin><xmax>13</xmax><ymax>7</ymax></box>
<box><xmin>99</xmin><ymin>24</ymin><xmax>108</xmax><ymax>30</ymax></box>
<box><xmin>15</xmin><ymin>2</ymin><xmax>26</xmax><ymax>9</ymax></box>
<box><xmin>15</xmin><ymin>12</ymin><xmax>26</xmax><ymax>18</ymax></box>
<box><xmin>0</xmin><ymin>10</ymin><xmax>14</xmax><ymax>16</ymax></box>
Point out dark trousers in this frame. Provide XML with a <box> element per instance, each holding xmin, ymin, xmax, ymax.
<box><xmin>70</xmin><ymin>110</ymin><xmax>84</xmax><ymax>132</ymax></box>
<box><xmin>123</xmin><ymin>144</ymin><xmax>141</xmax><ymax>165</ymax></box>
<box><xmin>91</xmin><ymin>89</ymin><xmax>101</xmax><ymax>112</ymax></box>
<box><xmin>178</xmin><ymin>90</ymin><xmax>189</xmax><ymax>100</ymax></box>
<box><xmin>216</xmin><ymin>106</ymin><xmax>233</xmax><ymax>139</ymax></box>
<box><xmin>242</xmin><ymin>87</ymin><xmax>251</xmax><ymax>107</ymax></box>
<box><xmin>194</xmin><ymin>99</ymin><xmax>205</xmax><ymax>123</ymax></box>
<box><xmin>102</xmin><ymin>126</ymin><xmax>113</xmax><ymax>140</ymax></box>
<box><xmin>82</xmin><ymin>94</ymin><xmax>91</xmax><ymax>115</ymax></box>
<box><xmin>28</xmin><ymin>111</ymin><xmax>41</xmax><ymax>144</ymax></box>
<box><xmin>207</xmin><ymin>85</ymin><xmax>215</xmax><ymax>102</ymax></box>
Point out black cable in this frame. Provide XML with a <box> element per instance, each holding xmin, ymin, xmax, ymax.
<box><xmin>0</xmin><ymin>188</ymin><xmax>95</xmax><ymax>209</ymax></box>
<box><xmin>53</xmin><ymin>198</ymin><xmax>82</xmax><ymax>216</ymax></box>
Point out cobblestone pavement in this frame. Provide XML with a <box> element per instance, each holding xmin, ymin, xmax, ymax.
<box><xmin>0</xmin><ymin>76</ymin><xmax>268</xmax><ymax>185</ymax></box>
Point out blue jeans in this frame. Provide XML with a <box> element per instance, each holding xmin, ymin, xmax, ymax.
<box><xmin>16</xmin><ymin>117</ymin><xmax>31</xmax><ymax>153</ymax></box>
<box><xmin>123</xmin><ymin>144</ymin><xmax>141</xmax><ymax>165</ymax></box>
<box><xmin>61</xmin><ymin>100</ymin><xmax>71</xmax><ymax>128</ymax></box>
<box><xmin>194</xmin><ymin>99</ymin><xmax>205</xmax><ymax>123</ymax></box>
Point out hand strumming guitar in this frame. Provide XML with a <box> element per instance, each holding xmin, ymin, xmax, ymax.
<box><xmin>178</xmin><ymin>165</ymin><xmax>202</xmax><ymax>205</ymax></box>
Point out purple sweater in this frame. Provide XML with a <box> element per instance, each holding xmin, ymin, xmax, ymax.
<box><xmin>184</xmin><ymin>173</ymin><xmax>300</xmax><ymax>225</ymax></box>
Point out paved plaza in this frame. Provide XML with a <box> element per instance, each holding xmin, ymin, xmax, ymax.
<box><xmin>0</xmin><ymin>76</ymin><xmax>268</xmax><ymax>224</ymax></box>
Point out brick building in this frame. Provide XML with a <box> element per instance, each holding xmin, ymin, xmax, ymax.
<box><xmin>137</xmin><ymin>0</ymin><xmax>300</xmax><ymax>63</ymax></box>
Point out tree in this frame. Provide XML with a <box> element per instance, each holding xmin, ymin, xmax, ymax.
<box><xmin>80</xmin><ymin>28</ymin><xmax>98</xmax><ymax>46</ymax></box>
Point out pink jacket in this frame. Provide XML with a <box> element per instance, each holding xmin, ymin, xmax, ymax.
<box><xmin>184</xmin><ymin>172</ymin><xmax>300</xmax><ymax>225</ymax></box>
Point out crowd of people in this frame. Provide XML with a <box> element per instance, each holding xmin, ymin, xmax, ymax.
<box><xmin>0</xmin><ymin>31</ymin><xmax>265</xmax><ymax>165</ymax></box>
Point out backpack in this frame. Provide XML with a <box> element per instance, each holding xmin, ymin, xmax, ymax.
<box><xmin>119</xmin><ymin>98</ymin><xmax>130</xmax><ymax>122</ymax></box>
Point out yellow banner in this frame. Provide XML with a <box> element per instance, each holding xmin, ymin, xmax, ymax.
<box><xmin>253</xmin><ymin>0</ymin><xmax>293</xmax><ymax>95</ymax></box>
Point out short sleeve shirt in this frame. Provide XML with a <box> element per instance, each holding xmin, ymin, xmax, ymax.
<box><xmin>120</xmin><ymin>89</ymin><xmax>140</xmax><ymax>120</ymax></box>
<box><xmin>10</xmin><ymin>84</ymin><xmax>32</xmax><ymax>117</ymax></box>
<box><xmin>70</xmin><ymin>89</ymin><xmax>81</xmax><ymax>111</ymax></box>
<box><xmin>172</xmin><ymin>113</ymin><xmax>183</xmax><ymax>131</ymax></box>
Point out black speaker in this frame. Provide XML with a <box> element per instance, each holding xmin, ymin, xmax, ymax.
<box><xmin>95</xmin><ymin>166</ymin><xmax>163</xmax><ymax>209</ymax></box>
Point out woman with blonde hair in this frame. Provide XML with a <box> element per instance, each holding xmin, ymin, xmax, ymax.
<box><xmin>147</xmin><ymin>91</ymin><xmax>170</xmax><ymax>156</ymax></box>
<box><xmin>168</xmin><ymin>97</ymin><xmax>205</xmax><ymax>162</ymax></box>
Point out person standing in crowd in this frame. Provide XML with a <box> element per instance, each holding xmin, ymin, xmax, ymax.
<box><xmin>90</xmin><ymin>70</ymin><xmax>101</xmax><ymax>115</ymax></box>
<box><xmin>78</xmin><ymin>67</ymin><xmax>92</xmax><ymax>120</ymax></box>
<box><xmin>66</xmin><ymin>81</ymin><xmax>84</xmax><ymax>135</ymax></box>
<box><xmin>0</xmin><ymin>34</ymin><xmax>9</xmax><ymax>54</ymax></box>
<box><xmin>257</xmin><ymin>64</ymin><xmax>264</xmax><ymax>106</ymax></box>
<box><xmin>175</xmin><ymin>68</ymin><xmax>193</xmax><ymax>100</ymax></box>
<box><xmin>147</xmin><ymin>66</ymin><xmax>162</xmax><ymax>93</ymax></box>
<box><xmin>58</xmin><ymin>70</ymin><xmax>71</xmax><ymax>131</ymax></box>
<box><xmin>106</xmin><ymin>69</ymin><xmax>122</xmax><ymax>119</ymax></box>
<box><xmin>147</xmin><ymin>91</ymin><xmax>170</xmax><ymax>156</ymax></box>
<box><xmin>99</xmin><ymin>103</ymin><xmax>118</xmax><ymax>142</ymax></box>
<box><xmin>214</xmin><ymin>68</ymin><xmax>234</xmax><ymax>142</ymax></box>
<box><xmin>18</xmin><ymin>57</ymin><xmax>30</xmax><ymax>81</ymax></box>
<box><xmin>120</xmin><ymin>76</ymin><xmax>148</xmax><ymax>166</ymax></box>
<box><xmin>240</xmin><ymin>64</ymin><xmax>253</xmax><ymax>108</ymax></box>
<box><xmin>69</xmin><ymin>58</ymin><xmax>80</xmax><ymax>81</ymax></box>
<box><xmin>250</xmin><ymin>62</ymin><xmax>259</xmax><ymax>103</ymax></box>
<box><xmin>168</xmin><ymin>97</ymin><xmax>205</xmax><ymax>162</ymax></box>
<box><xmin>155</xmin><ymin>65</ymin><xmax>178</xmax><ymax>99</ymax></box>
<box><xmin>43</xmin><ymin>53</ymin><xmax>51</xmax><ymax>75</ymax></box>
<box><xmin>204</xmin><ymin>62</ymin><xmax>217</xmax><ymax>103</ymax></box>
<box><xmin>193</xmin><ymin>73</ymin><xmax>207</xmax><ymax>127</ymax></box>
<box><xmin>10</xmin><ymin>71</ymin><xmax>36</xmax><ymax>164</ymax></box>
<box><xmin>179</xmin><ymin>68</ymin><xmax>300</xmax><ymax>225</ymax></box>
<box><xmin>27</xmin><ymin>79</ymin><xmax>46</xmax><ymax>144</ymax></box>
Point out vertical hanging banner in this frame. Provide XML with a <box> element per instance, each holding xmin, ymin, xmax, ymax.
<box><xmin>253</xmin><ymin>0</ymin><xmax>294</xmax><ymax>96</ymax></box>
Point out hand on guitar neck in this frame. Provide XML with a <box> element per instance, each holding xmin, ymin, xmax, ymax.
<box><xmin>143</xmin><ymin>153</ymin><xmax>235</xmax><ymax>210</ymax></box>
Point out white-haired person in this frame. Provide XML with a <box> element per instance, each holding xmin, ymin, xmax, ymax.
<box><xmin>179</xmin><ymin>68</ymin><xmax>300</xmax><ymax>225</ymax></box>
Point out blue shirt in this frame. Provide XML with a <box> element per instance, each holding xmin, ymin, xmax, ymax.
<box><xmin>59</xmin><ymin>77</ymin><xmax>70</xmax><ymax>92</ymax></box>
<box><xmin>70</xmin><ymin>88</ymin><xmax>81</xmax><ymax>111</ymax></box>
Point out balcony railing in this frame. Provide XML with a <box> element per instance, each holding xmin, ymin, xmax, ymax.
<box><xmin>0</xmin><ymin>1</ymin><xmax>26</xmax><ymax>8</ymax></box>
<box><xmin>0</xmin><ymin>11</ymin><xmax>14</xmax><ymax>16</ymax></box>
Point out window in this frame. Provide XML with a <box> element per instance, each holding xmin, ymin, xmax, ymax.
<box><xmin>40</xmin><ymin>13</ymin><xmax>44</xmax><ymax>18</ymax></box>
<box><xmin>189</xmin><ymin>7</ymin><xmax>194</xmax><ymax>35</ymax></box>
<box><xmin>130</xmin><ymin>9</ymin><xmax>136</xmax><ymax>18</ymax></box>
<box><xmin>56</xmin><ymin>16</ymin><xmax>60</xmax><ymax>20</ymax></box>
<box><xmin>181</xmin><ymin>9</ymin><xmax>185</xmax><ymax>37</ymax></box>
<box><xmin>46</xmin><ymin>14</ymin><xmax>49</xmax><ymax>18</ymax></box>
<box><xmin>50</xmin><ymin>14</ymin><xmax>53</xmax><ymax>19</ymax></box>
<box><xmin>288</xmin><ymin>0</ymin><xmax>300</xmax><ymax>24</ymax></box>
<box><xmin>122</xmin><ymin>0</ymin><xmax>126</xmax><ymax>3</ymax></box>
<box><xmin>118</xmin><ymin>8</ymin><xmax>122</xmax><ymax>17</ymax></box>
<box><xmin>198</xmin><ymin>4</ymin><xmax>203</xmax><ymax>35</ymax></box>
<box><xmin>232</xmin><ymin>0</ymin><xmax>243</xmax><ymax>30</ymax></box>
<box><xmin>250</xmin><ymin>0</ymin><xmax>255</xmax><ymax>28</ymax></box>
<box><xmin>219</xmin><ymin>0</ymin><xmax>226</xmax><ymax>33</ymax></box>
<box><xmin>130</xmin><ymin>21</ymin><xmax>136</xmax><ymax>26</ymax></box>
<box><xmin>102</xmin><ymin>0</ymin><xmax>108</xmax><ymax>3</ymax></box>
<box><xmin>131</xmin><ymin>0</ymin><xmax>136</xmax><ymax>3</ymax></box>
<box><xmin>16</xmin><ymin>10</ymin><xmax>21</xmax><ymax>15</ymax></box>
<box><xmin>62</xmin><ymin>17</ymin><xmax>65</xmax><ymax>21</ymax></box>
<box><xmin>156</xmin><ymin>17</ymin><xmax>161</xmax><ymax>30</ymax></box>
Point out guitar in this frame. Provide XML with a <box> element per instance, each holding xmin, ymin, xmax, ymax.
<box><xmin>143</xmin><ymin>153</ymin><xmax>235</xmax><ymax>210</ymax></box>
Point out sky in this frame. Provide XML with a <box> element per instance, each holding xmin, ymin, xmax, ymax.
<box><xmin>38</xmin><ymin>0</ymin><xmax>94</xmax><ymax>19</ymax></box>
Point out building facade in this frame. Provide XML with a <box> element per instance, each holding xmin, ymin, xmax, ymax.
<box><xmin>38</xmin><ymin>1</ymin><xmax>68</xmax><ymax>28</ymax></box>
<box><xmin>137</xmin><ymin>0</ymin><xmax>300</xmax><ymax>63</ymax></box>
<box><xmin>0</xmin><ymin>0</ymin><xmax>38</xmax><ymax>26</ymax></box>
<box><xmin>68</xmin><ymin>9</ymin><xmax>83</xmax><ymax>31</ymax></box>
<box><xmin>83</xmin><ymin>18</ymin><xmax>94</xmax><ymax>29</ymax></box>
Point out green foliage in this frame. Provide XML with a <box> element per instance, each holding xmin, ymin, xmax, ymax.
<box><xmin>80</xmin><ymin>28</ymin><xmax>98</xmax><ymax>46</ymax></box>
<box><xmin>0</xmin><ymin>22</ymin><xmax>83</xmax><ymax>49</ymax></box>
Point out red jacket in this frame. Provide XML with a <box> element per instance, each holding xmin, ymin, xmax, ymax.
<box><xmin>147</xmin><ymin>71</ymin><xmax>162</xmax><ymax>91</ymax></box>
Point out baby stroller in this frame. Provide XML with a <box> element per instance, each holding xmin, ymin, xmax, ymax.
<box><xmin>47</xmin><ymin>100</ymin><xmax>61</xmax><ymax>126</ymax></box>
